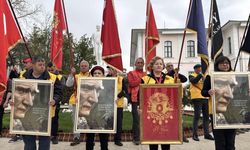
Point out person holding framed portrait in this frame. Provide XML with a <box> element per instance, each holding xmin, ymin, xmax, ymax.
<box><xmin>141</xmin><ymin>56</ymin><xmax>174</xmax><ymax>150</ymax></box>
<box><xmin>10</xmin><ymin>56</ymin><xmax>62</xmax><ymax>150</ymax></box>
<box><xmin>202</xmin><ymin>56</ymin><xmax>237</xmax><ymax>150</ymax></box>
<box><xmin>84</xmin><ymin>65</ymin><xmax>110</xmax><ymax>150</ymax></box>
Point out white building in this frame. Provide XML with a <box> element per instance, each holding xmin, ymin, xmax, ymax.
<box><xmin>130</xmin><ymin>20</ymin><xmax>249</xmax><ymax>78</ymax></box>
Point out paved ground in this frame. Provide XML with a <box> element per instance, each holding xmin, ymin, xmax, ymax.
<box><xmin>1</xmin><ymin>132</ymin><xmax>249</xmax><ymax>150</ymax></box>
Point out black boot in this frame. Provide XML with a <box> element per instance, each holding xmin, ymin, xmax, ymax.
<box><xmin>192</xmin><ymin>134</ymin><xmax>199</xmax><ymax>141</ymax></box>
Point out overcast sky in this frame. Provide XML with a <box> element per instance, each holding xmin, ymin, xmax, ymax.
<box><xmin>22</xmin><ymin>0</ymin><xmax>250</xmax><ymax>70</ymax></box>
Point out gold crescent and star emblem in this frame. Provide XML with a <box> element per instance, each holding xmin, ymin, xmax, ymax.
<box><xmin>147</xmin><ymin>92</ymin><xmax>173</xmax><ymax>125</ymax></box>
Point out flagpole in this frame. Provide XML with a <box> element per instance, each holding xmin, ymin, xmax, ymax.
<box><xmin>210</xmin><ymin>0</ymin><xmax>215</xmax><ymax>61</ymax></box>
<box><xmin>207</xmin><ymin>0</ymin><xmax>213</xmax><ymax>60</ymax></box>
<box><xmin>145</xmin><ymin>0</ymin><xmax>150</xmax><ymax>71</ymax></box>
<box><xmin>7</xmin><ymin>0</ymin><xmax>32</xmax><ymax>59</ymax></box>
<box><xmin>205</xmin><ymin>0</ymin><xmax>214</xmax><ymax>74</ymax></box>
<box><xmin>176</xmin><ymin>0</ymin><xmax>192</xmax><ymax>83</ymax></box>
<box><xmin>233</xmin><ymin>14</ymin><xmax>250</xmax><ymax>71</ymax></box>
<box><xmin>62</xmin><ymin>0</ymin><xmax>74</xmax><ymax>68</ymax></box>
<box><xmin>204</xmin><ymin>0</ymin><xmax>214</xmax><ymax>74</ymax></box>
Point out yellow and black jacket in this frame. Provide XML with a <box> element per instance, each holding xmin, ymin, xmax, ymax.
<box><xmin>142</xmin><ymin>72</ymin><xmax>174</xmax><ymax>85</ymax></box>
<box><xmin>116</xmin><ymin>76</ymin><xmax>128</xmax><ymax>108</ymax></box>
<box><xmin>189</xmin><ymin>72</ymin><xmax>206</xmax><ymax>100</ymax></box>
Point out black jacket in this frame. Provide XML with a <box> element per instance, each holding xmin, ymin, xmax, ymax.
<box><xmin>189</xmin><ymin>73</ymin><xmax>203</xmax><ymax>84</ymax></box>
<box><xmin>167</xmin><ymin>70</ymin><xmax>187</xmax><ymax>83</ymax></box>
<box><xmin>201</xmin><ymin>75</ymin><xmax>211</xmax><ymax>97</ymax></box>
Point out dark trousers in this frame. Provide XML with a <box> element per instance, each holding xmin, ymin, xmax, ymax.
<box><xmin>114</xmin><ymin>107</ymin><xmax>123</xmax><ymax>142</ymax></box>
<box><xmin>149</xmin><ymin>144</ymin><xmax>170</xmax><ymax>150</ymax></box>
<box><xmin>51</xmin><ymin>105</ymin><xmax>60</xmax><ymax>137</ymax></box>
<box><xmin>0</xmin><ymin>105</ymin><xmax>4</xmax><ymax>134</ymax></box>
<box><xmin>86</xmin><ymin>133</ymin><xmax>109</xmax><ymax>150</ymax></box>
<box><xmin>192</xmin><ymin>99</ymin><xmax>210</xmax><ymax>136</ymax></box>
<box><xmin>131</xmin><ymin>102</ymin><xmax>140</xmax><ymax>141</ymax></box>
<box><xmin>213</xmin><ymin>129</ymin><xmax>236</xmax><ymax>150</ymax></box>
<box><xmin>23</xmin><ymin>135</ymin><xmax>50</xmax><ymax>150</ymax></box>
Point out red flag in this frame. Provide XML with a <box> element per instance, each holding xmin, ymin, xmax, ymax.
<box><xmin>0</xmin><ymin>0</ymin><xmax>22</xmax><ymax>92</ymax></box>
<box><xmin>101</xmin><ymin>0</ymin><xmax>123</xmax><ymax>72</ymax></box>
<box><xmin>50</xmin><ymin>0</ymin><xmax>66</xmax><ymax>70</ymax></box>
<box><xmin>145</xmin><ymin>0</ymin><xmax>159</xmax><ymax>66</ymax></box>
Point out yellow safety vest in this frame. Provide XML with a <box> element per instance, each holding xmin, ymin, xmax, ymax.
<box><xmin>189</xmin><ymin>73</ymin><xmax>206</xmax><ymax>99</ymax></box>
<box><xmin>117</xmin><ymin>76</ymin><xmax>124</xmax><ymax>108</ymax></box>
<box><xmin>142</xmin><ymin>74</ymin><xmax>174</xmax><ymax>84</ymax></box>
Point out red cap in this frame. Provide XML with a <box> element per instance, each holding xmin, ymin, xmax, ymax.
<box><xmin>23</xmin><ymin>58</ymin><xmax>32</xmax><ymax>63</ymax></box>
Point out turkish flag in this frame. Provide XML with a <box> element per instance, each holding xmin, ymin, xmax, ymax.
<box><xmin>50</xmin><ymin>0</ymin><xmax>66</xmax><ymax>70</ymax></box>
<box><xmin>101</xmin><ymin>0</ymin><xmax>123</xmax><ymax>72</ymax></box>
<box><xmin>0</xmin><ymin>0</ymin><xmax>22</xmax><ymax>92</ymax></box>
<box><xmin>145</xmin><ymin>0</ymin><xmax>159</xmax><ymax>66</ymax></box>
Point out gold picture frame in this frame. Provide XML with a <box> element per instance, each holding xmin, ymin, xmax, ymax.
<box><xmin>211</xmin><ymin>72</ymin><xmax>250</xmax><ymax>129</ymax></box>
<box><xmin>10</xmin><ymin>79</ymin><xmax>53</xmax><ymax>136</ymax></box>
<box><xmin>140</xmin><ymin>83</ymin><xmax>183</xmax><ymax>144</ymax></box>
<box><xmin>74</xmin><ymin>77</ymin><xmax>117</xmax><ymax>133</ymax></box>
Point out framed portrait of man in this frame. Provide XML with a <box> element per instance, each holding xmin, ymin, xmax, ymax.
<box><xmin>139</xmin><ymin>84</ymin><xmax>183</xmax><ymax>144</ymax></box>
<box><xmin>211</xmin><ymin>72</ymin><xmax>250</xmax><ymax>129</ymax></box>
<box><xmin>74</xmin><ymin>77</ymin><xmax>117</xmax><ymax>133</ymax></box>
<box><xmin>10</xmin><ymin>79</ymin><xmax>54</xmax><ymax>136</ymax></box>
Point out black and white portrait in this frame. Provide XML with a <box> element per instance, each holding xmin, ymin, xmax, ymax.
<box><xmin>212</xmin><ymin>72</ymin><xmax>250</xmax><ymax>129</ymax></box>
<box><xmin>75</xmin><ymin>77</ymin><xmax>117</xmax><ymax>133</ymax></box>
<box><xmin>10</xmin><ymin>79</ymin><xmax>53</xmax><ymax>136</ymax></box>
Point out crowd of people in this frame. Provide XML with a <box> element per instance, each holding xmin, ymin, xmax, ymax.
<box><xmin>0</xmin><ymin>55</ymin><xmax>249</xmax><ymax>150</ymax></box>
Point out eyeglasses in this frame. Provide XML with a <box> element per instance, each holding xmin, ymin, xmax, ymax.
<box><xmin>219</xmin><ymin>61</ymin><xmax>230</xmax><ymax>65</ymax></box>
<box><xmin>167</xmin><ymin>65</ymin><xmax>173</xmax><ymax>67</ymax></box>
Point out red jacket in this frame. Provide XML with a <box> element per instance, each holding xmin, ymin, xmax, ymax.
<box><xmin>127</xmin><ymin>70</ymin><xmax>146</xmax><ymax>102</ymax></box>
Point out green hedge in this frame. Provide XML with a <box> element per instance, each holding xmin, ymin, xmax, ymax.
<box><xmin>3</xmin><ymin>111</ymin><xmax>194</xmax><ymax>133</ymax></box>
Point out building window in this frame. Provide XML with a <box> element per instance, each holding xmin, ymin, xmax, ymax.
<box><xmin>164</xmin><ymin>41</ymin><xmax>172</xmax><ymax>58</ymax></box>
<box><xmin>228</xmin><ymin>37</ymin><xmax>232</xmax><ymax>54</ymax></box>
<box><xmin>187</xmin><ymin>40</ymin><xmax>195</xmax><ymax>57</ymax></box>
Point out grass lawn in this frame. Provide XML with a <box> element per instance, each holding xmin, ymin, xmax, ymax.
<box><xmin>182</xmin><ymin>115</ymin><xmax>194</xmax><ymax>129</ymax></box>
<box><xmin>3</xmin><ymin>111</ymin><xmax>194</xmax><ymax>133</ymax></box>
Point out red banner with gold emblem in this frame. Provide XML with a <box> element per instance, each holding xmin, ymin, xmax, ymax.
<box><xmin>140</xmin><ymin>84</ymin><xmax>183</xmax><ymax>144</ymax></box>
<box><xmin>50</xmin><ymin>0</ymin><xmax>66</xmax><ymax>70</ymax></box>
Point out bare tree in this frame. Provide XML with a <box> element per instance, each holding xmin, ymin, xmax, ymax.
<box><xmin>9</xmin><ymin>0</ymin><xmax>50</xmax><ymax>37</ymax></box>
<box><xmin>10</xmin><ymin>0</ymin><xmax>42</xmax><ymax>18</ymax></box>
